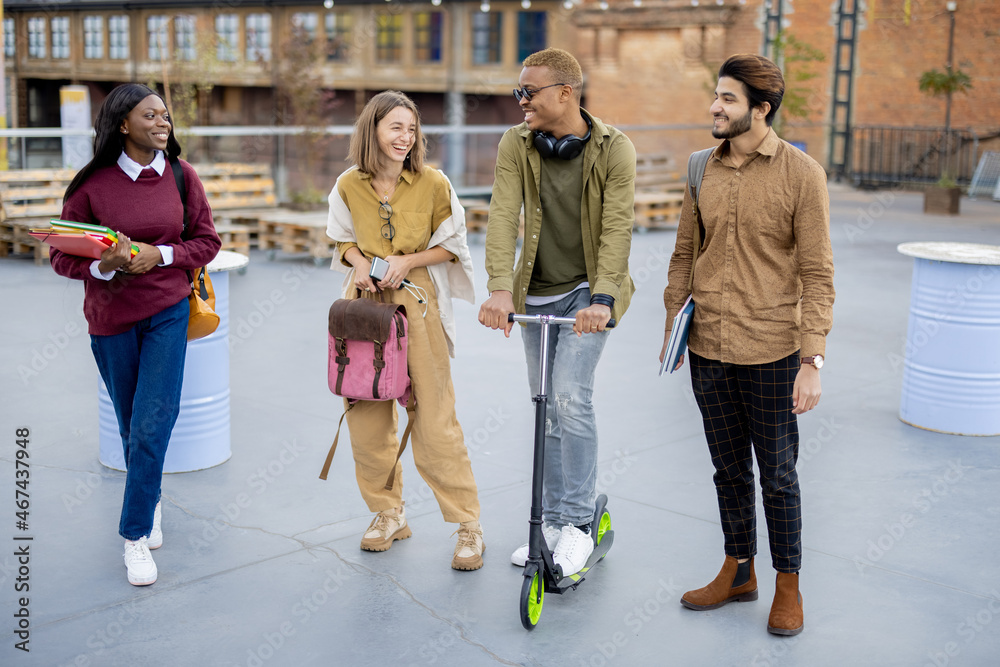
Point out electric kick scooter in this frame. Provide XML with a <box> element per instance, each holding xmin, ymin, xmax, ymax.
<box><xmin>509</xmin><ymin>313</ymin><xmax>616</xmax><ymax>630</ymax></box>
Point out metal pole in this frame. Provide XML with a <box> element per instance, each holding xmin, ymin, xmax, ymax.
<box><xmin>944</xmin><ymin>1</ymin><xmax>957</xmax><ymax>179</ymax></box>
<box><xmin>0</xmin><ymin>0</ymin><xmax>7</xmax><ymax>169</ymax></box>
<box><xmin>944</xmin><ymin>3</ymin><xmax>955</xmax><ymax>136</ymax></box>
<box><xmin>445</xmin><ymin>5</ymin><xmax>466</xmax><ymax>188</ymax></box>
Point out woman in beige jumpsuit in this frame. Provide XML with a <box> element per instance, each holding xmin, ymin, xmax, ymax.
<box><xmin>326</xmin><ymin>91</ymin><xmax>484</xmax><ymax>570</ymax></box>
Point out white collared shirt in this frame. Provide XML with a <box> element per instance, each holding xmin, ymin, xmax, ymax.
<box><xmin>117</xmin><ymin>149</ymin><xmax>166</xmax><ymax>181</ymax></box>
<box><xmin>90</xmin><ymin>150</ymin><xmax>174</xmax><ymax>279</ymax></box>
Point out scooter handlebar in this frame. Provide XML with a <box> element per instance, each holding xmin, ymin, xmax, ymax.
<box><xmin>508</xmin><ymin>313</ymin><xmax>616</xmax><ymax>329</ymax></box>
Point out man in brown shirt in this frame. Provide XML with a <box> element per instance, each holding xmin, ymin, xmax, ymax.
<box><xmin>661</xmin><ymin>54</ymin><xmax>834</xmax><ymax>637</ymax></box>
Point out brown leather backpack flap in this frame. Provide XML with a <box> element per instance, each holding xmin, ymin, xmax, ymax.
<box><xmin>328</xmin><ymin>298</ymin><xmax>407</xmax><ymax>343</ymax></box>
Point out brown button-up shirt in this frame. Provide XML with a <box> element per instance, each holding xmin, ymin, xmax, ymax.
<box><xmin>664</xmin><ymin>129</ymin><xmax>835</xmax><ymax>365</ymax></box>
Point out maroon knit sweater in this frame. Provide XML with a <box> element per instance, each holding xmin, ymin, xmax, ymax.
<box><xmin>50</xmin><ymin>160</ymin><xmax>221</xmax><ymax>335</ymax></box>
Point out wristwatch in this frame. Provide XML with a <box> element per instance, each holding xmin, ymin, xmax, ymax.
<box><xmin>801</xmin><ymin>354</ymin><xmax>824</xmax><ymax>369</ymax></box>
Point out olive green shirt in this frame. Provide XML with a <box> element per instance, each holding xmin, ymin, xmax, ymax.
<box><xmin>485</xmin><ymin>108</ymin><xmax>636</xmax><ymax>323</ymax></box>
<box><xmin>664</xmin><ymin>129</ymin><xmax>835</xmax><ymax>365</ymax></box>
<box><xmin>531</xmin><ymin>151</ymin><xmax>587</xmax><ymax>296</ymax></box>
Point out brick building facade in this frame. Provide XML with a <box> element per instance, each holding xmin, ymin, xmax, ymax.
<box><xmin>574</xmin><ymin>0</ymin><xmax>998</xmax><ymax>180</ymax></box>
<box><xmin>2</xmin><ymin>0</ymin><xmax>998</xmax><ymax>189</ymax></box>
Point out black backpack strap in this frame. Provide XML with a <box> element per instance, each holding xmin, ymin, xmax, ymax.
<box><xmin>168</xmin><ymin>155</ymin><xmax>197</xmax><ymax>286</ymax></box>
<box><xmin>168</xmin><ymin>156</ymin><xmax>190</xmax><ymax>238</ymax></box>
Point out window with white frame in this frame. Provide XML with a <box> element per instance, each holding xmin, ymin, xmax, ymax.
<box><xmin>175</xmin><ymin>16</ymin><xmax>195</xmax><ymax>61</ymax></box>
<box><xmin>51</xmin><ymin>17</ymin><xmax>70</xmax><ymax>59</ymax></box>
<box><xmin>109</xmin><ymin>16</ymin><xmax>129</xmax><ymax>60</ymax></box>
<box><xmin>325</xmin><ymin>13</ymin><xmax>352</xmax><ymax>62</ymax></box>
<box><xmin>291</xmin><ymin>13</ymin><xmax>318</xmax><ymax>44</ymax></box>
<box><xmin>28</xmin><ymin>18</ymin><xmax>47</xmax><ymax>59</ymax></box>
<box><xmin>148</xmin><ymin>16</ymin><xmax>169</xmax><ymax>61</ymax></box>
<box><xmin>216</xmin><ymin>14</ymin><xmax>238</xmax><ymax>62</ymax></box>
<box><xmin>84</xmin><ymin>16</ymin><xmax>104</xmax><ymax>59</ymax></box>
<box><xmin>3</xmin><ymin>19</ymin><xmax>15</xmax><ymax>58</ymax></box>
<box><xmin>246</xmin><ymin>14</ymin><xmax>271</xmax><ymax>62</ymax></box>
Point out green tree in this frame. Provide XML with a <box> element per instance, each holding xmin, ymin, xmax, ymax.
<box><xmin>918</xmin><ymin>69</ymin><xmax>972</xmax><ymax>98</ymax></box>
<box><xmin>146</xmin><ymin>29</ymin><xmax>222</xmax><ymax>155</ymax></box>
<box><xmin>769</xmin><ymin>31</ymin><xmax>826</xmax><ymax>138</ymax></box>
<box><xmin>278</xmin><ymin>25</ymin><xmax>335</xmax><ymax>206</ymax></box>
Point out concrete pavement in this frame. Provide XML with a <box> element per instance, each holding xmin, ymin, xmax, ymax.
<box><xmin>1</xmin><ymin>183</ymin><xmax>999</xmax><ymax>666</ymax></box>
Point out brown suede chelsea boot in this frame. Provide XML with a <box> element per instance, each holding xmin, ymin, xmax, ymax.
<box><xmin>767</xmin><ymin>572</ymin><xmax>804</xmax><ymax>636</ymax></box>
<box><xmin>681</xmin><ymin>555</ymin><xmax>758</xmax><ymax>610</ymax></box>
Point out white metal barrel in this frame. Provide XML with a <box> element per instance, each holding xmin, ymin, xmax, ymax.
<box><xmin>898</xmin><ymin>242</ymin><xmax>1000</xmax><ymax>436</ymax></box>
<box><xmin>99</xmin><ymin>251</ymin><xmax>248</xmax><ymax>471</ymax></box>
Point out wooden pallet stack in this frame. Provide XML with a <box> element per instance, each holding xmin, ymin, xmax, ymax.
<box><xmin>0</xmin><ymin>163</ymin><xmax>274</xmax><ymax>262</ymax></box>
<box><xmin>633</xmin><ymin>191</ymin><xmax>686</xmax><ymax>231</ymax></box>
<box><xmin>257</xmin><ymin>210</ymin><xmax>334</xmax><ymax>264</ymax></box>
<box><xmin>0</xmin><ymin>168</ymin><xmax>77</xmax><ymax>263</ymax></box>
<box><xmin>202</xmin><ymin>164</ymin><xmax>338</xmax><ymax>262</ymax></box>
<box><xmin>634</xmin><ymin>153</ymin><xmax>681</xmax><ymax>192</ymax></box>
<box><xmin>632</xmin><ymin>152</ymin><xmax>686</xmax><ymax>231</ymax></box>
<box><xmin>195</xmin><ymin>163</ymin><xmax>276</xmax><ymax>255</ymax></box>
<box><xmin>461</xmin><ymin>199</ymin><xmax>527</xmax><ymax>238</ymax></box>
<box><xmin>462</xmin><ymin>199</ymin><xmax>491</xmax><ymax>235</ymax></box>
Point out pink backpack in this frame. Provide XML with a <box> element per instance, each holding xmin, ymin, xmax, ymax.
<box><xmin>321</xmin><ymin>296</ymin><xmax>414</xmax><ymax>488</ymax></box>
<box><xmin>327</xmin><ymin>297</ymin><xmax>411</xmax><ymax>403</ymax></box>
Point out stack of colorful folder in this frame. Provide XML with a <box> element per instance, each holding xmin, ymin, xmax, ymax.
<box><xmin>29</xmin><ymin>219</ymin><xmax>140</xmax><ymax>260</ymax></box>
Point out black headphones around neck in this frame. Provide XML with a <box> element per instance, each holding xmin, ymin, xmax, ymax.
<box><xmin>533</xmin><ymin>112</ymin><xmax>593</xmax><ymax>160</ymax></box>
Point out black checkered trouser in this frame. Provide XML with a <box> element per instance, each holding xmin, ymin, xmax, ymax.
<box><xmin>689</xmin><ymin>350</ymin><xmax>802</xmax><ymax>573</ymax></box>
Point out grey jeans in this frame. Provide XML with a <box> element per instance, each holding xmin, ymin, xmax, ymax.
<box><xmin>521</xmin><ymin>288</ymin><xmax>610</xmax><ymax>527</ymax></box>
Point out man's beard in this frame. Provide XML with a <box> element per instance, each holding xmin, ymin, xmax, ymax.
<box><xmin>711</xmin><ymin>108</ymin><xmax>754</xmax><ymax>139</ymax></box>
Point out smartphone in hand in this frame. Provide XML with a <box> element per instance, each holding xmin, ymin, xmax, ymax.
<box><xmin>369</xmin><ymin>256</ymin><xmax>389</xmax><ymax>281</ymax></box>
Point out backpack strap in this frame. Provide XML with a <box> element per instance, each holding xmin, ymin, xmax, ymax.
<box><xmin>319</xmin><ymin>403</ymin><xmax>354</xmax><ymax>481</ymax></box>
<box><xmin>383</xmin><ymin>402</ymin><xmax>417</xmax><ymax>491</ymax></box>
<box><xmin>168</xmin><ymin>156</ymin><xmax>199</xmax><ymax>291</ymax></box>
<box><xmin>317</xmin><ymin>400</ymin><xmax>417</xmax><ymax>489</ymax></box>
<box><xmin>332</xmin><ymin>302</ymin><xmax>351</xmax><ymax>396</ymax></box>
<box><xmin>687</xmin><ymin>147</ymin><xmax>713</xmax><ymax>209</ymax></box>
<box><xmin>685</xmin><ymin>148</ymin><xmax>714</xmax><ymax>294</ymax></box>
<box><xmin>369</xmin><ymin>306</ymin><xmax>401</xmax><ymax>399</ymax></box>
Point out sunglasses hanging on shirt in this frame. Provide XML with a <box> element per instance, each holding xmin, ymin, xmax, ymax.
<box><xmin>379</xmin><ymin>201</ymin><xmax>395</xmax><ymax>241</ymax></box>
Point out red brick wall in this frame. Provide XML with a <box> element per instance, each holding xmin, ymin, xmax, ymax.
<box><xmin>569</xmin><ymin>0</ymin><xmax>1000</xmax><ymax>172</ymax></box>
<box><xmin>854</xmin><ymin>0</ymin><xmax>998</xmax><ymax>131</ymax></box>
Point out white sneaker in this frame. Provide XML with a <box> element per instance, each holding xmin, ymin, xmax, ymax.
<box><xmin>552</xmin><ymin>525</ymin><xmax>595</xmax><ymax>576</ymax></box>
<box><xmin>510</xmin><ymin>523</ymin><xmax>562</xmax><ymax>566</ymax></box>
<box><xmin>123</xmin><ymin>537</ymin><xmax>157</xmax><ymax>586</ymax></box>
<box><xmin>148</xmin><ymin>501</ymin><xmax>162</xmax><ymax>550</ymax></box>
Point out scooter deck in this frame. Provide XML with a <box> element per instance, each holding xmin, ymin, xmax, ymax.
<box><xmin>551</xmin><ymin>529</ymin><xmax>615</xmax><ymax>591</ymax></box>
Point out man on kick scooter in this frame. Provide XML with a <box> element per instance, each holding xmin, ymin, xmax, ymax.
<box><xmin>478</xmin><ymin>48</ymin><xmax>636</xmax><ymax>577</ymax></box>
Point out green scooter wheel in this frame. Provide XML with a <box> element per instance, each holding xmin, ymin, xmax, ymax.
<box><xmin>596</xmin><ymin>510</ymin><xmax>611</xmax><ymax>545</ymax></box>
<box><xmin>519</xmin><ymin>569</ymin><xmax>544</xmax><ymax>630</ymax></box>
<box><xmin>596</xmin><ymin>509</ymin><xmax>611</xmax><ymax>561</ymax></box>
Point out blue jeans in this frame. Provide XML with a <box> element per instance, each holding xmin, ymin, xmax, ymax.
<box><xmin>91</xmin><ymin>296</ymin><xmax>188</xmax><ymax>541</ymax></box>
<box><xmin>521</xmin><ymin>289</ymin><xmax>609</xmax><ymax>527</ymax></box>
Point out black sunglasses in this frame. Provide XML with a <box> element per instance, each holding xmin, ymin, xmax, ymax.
<box><xmin>513</xmin><ymin>83</ymin><xmax>566</xmax><ymax>102</ymax></box>
<box><xmin>379</xmin><ymin>202</ymin><xmax>394</xmax><ymax>241</ymax></box>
